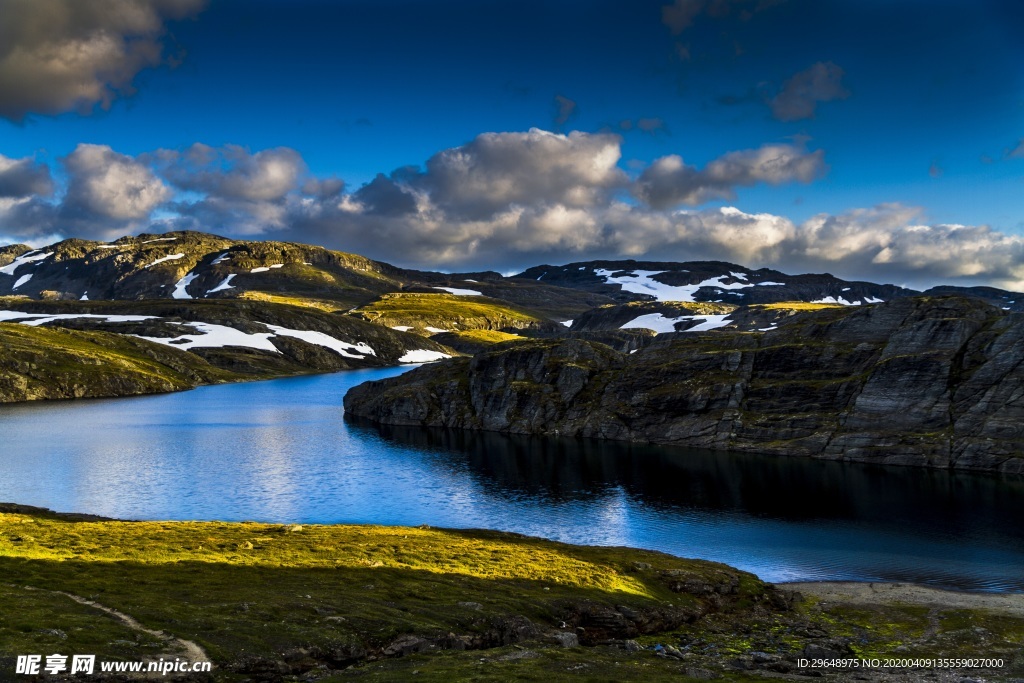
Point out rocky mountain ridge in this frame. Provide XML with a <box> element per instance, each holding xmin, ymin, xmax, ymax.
<box><xmin>518</xmin><ymin>259</ymin><xmax>1024</xmax><ymax>312</ymax></box>
<box><xmin>344</xmin><ymin>296</ymin><xmax>1024</xmax><ymax>473</ymax></box>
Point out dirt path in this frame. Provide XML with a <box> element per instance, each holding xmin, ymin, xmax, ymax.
<box><xmin>14</xmin><ymin>584</ymin><xmax>209</xmax><ymax>664</ymax></box>
<box><xmin>781</xmin><ymin>581</ymin><xmax>1024</xmax><ymax>617</ymax></box>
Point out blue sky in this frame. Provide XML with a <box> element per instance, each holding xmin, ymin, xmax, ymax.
<box><xmin>1</xmin><ymin>0</ymin><xmax>1023</xmax><ymax>287</ymax></box>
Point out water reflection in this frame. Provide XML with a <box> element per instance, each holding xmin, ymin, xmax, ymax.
<box><xmin>359</xmin><ymin>420</ymin><xmax>1024</xmax><ymax>537</ymax></box>
<box><xmin>1</xmin><ymin>368</ymin><xmax>1022</xmax><ymax>591</ymax></box>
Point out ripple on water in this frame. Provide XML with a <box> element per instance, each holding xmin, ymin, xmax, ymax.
<box><xmin>1</xmin><ymin>369</ymin><xmax>1023</xmax><ymax>592</ymax></box>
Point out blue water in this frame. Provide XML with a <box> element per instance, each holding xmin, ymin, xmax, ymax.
<box><xmin>2</xmin><ymin>367</ymin><xmax>1023</xmax><ymax>591</ymax></box>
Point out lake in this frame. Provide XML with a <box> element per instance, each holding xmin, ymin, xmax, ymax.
<box><xmin>2</xmin><ymin>366</ymin><xmax>1023</xmax><ymax>592</ymax></box>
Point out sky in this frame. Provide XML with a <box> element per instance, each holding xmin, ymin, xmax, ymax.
<box><xmin>0</xmin><ymin>0</ymin><xmax>1023</xmax><ymax>289</ymax></box>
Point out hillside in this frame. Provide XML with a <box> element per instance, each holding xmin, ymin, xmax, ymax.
<box><xmin>0</xmin><ymin>323</ymin><xmax>241</xmax><ymax>402</ymax></box>
<box><xmin>0</xmin><ymin>298</ymin><xmax>453</xmax><ymax>403</ymax></box>
<box><xmin>2</xmin><ymin>504</ymin><xmax>1021</xmax><ymax>681</ymax></box>
<box><xmin>345</xmin><ymin>296</ymin><xmax>1024</xmax><ymax>473</ymax></box>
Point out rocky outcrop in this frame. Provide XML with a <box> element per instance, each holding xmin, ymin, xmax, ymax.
<box><xmin>344</xmin><ymin>297</ymin><xmax>1024</xmax><ymax>473</ymax></box>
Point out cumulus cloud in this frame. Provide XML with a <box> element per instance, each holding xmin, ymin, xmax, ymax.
<box><xmin>2</xmin><ymin>130</ymin><xmax>1024</xmax><ymax>290</ymax></box>
<box><xmin>635</xmin><ymin>142</ymin><xmax>826</xmax><ymax>209</ymax></box>
<box><xmin>156</xmin><ymin>143</ymin><xmax>306</xmax><ymax>202</ymax></box>
<box><xmin>770</xmin><ymin>62</ymin><xmax>850</xmax><ymax>121</ymax></box>
<box><xmin>0</xmin><ymin>0</ymin><xmax>206</xmax><ymax>121</ymax></box>
<box><xmin>59</xmin><ymin>143</ymin><xmax>171</xmax><ymax>237</ymax></box>
<box><xmin>0</xmin><ymin>196</ymin><xmax>59</xmax><ymax>242</ymax></box>
<box><xmin>148</xmin><ymin>143</ymin><xmax>309</xmax><ymax>235</ymax></box>
<box><xmin>0</xmin><ymin>154</ymin><xmax>54</xmax><ymax>198</ymax></box>
<box><xmin>408</xmin><ymin>129</ymin><xmax>627</xmax><ymax>220</ymax></box>
<box><xmin>791</xmin><ymin>204</ymin><xmax>1024</xmax><ymax>288</ymax></box>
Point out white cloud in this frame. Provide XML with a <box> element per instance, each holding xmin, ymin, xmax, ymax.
<box><xmin>59</xmin><ymin>143</ymin><xmax>170</xmax><ymax>236</ymax></box>
<box><xmin>0</xmin><ymin>153</ymin><xmax>54</xmax><ymax>198</ymax></box>
<box><xmin>0</xmin><ymin>0</ymin><xmax>207</xmax><ymax>121</ymax></box>
<box><xmin>414</xmin><ymin>128</ymin><xmax>627</xmax><ymax>219</ymax></box>
<box><xmin>635</xmin><ymin>143</ymin><xmax>826</xmax><ymax>208</ymax></box>
<box><xmin>2</xmin><ymin>132</ymin><xmax>1023</xmax><ymax>291</ymax></box>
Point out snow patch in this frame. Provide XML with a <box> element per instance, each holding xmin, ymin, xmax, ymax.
<box><xmin>595</xmin><ymin>268</ymin><xmax>753</xmax><ymax>302</ymax></box>
<box><xmin>865</xmin><ymin>296</ymin><xmax>884</xmax><ymax>304</ymax></box>
<box><xmin>390</xmin><ymin>325</ymin><xmax>413</xmax><ymax>332</ymax></box>
<box><xmin>560</xmin><ymin>320</ymin><xmax>573</xmax><ymax>327</ymax></box>
<box><xmin>145</xmin><ymin>253</ymin><xmax>185</xmax><ymax>268</ymax></box>
<box><xmin>264</xmin><ymin>324</ymin><xmax>376</xmax><ymax>358</ymax></box>
<box><xmin>682</xmin><ymin>314</ymin><xmax>732</xmax><ymax>332</ymax></box>
<box><xmin>0</xmin><ymin>251</ymin><xmax>53</xmax><ymax>275</ymax></box>
<box><xmin>621</xmin><ymin>312</ymin><xmax>732</xmax><ymax>334</ymax></box>
<box><xmin>250</xmin><ymin>264</ymin><xmax>285</xmax><ymax>273</ymax></box>
<box><xmin>424</xmin><ymin>326</ymin><xmax>448</xmax><ymax>334</ymax></box>
<box><xmin>399</xmin><ymin>349</ymin><xmax>452</xmax><ymax>363</ymax></box>
<box><xmin>12</xmin><ymin>273</ymin><xmax>32</xmax><ymax>289</ymax></box>
<box><xmin>0</xmin><ymin>311</ymin><xmax>155</xmax><ymax>325</ymax></box>
<box><xmin>136</xmin><ymin>322</ymin><xmax>280</xmax><ymax>352</ymax></box>
<box><xmin>812</xmin><ymin>296</ymin><xmax>861</xmax><ymax>306</ymax></box>
<box><xmin>80</xmin><ymin>292</ymin><xmax>89</xmax><ymax>301</ymax></box>
<box><xmin>433</xmin><ymin>286</ymin><xmax>483</xmax><ymax>296</ymax></box>
<box><xmin>207</xmin><ymin>274</ymin><xmax>236</xmax><ymax>293</ymax></box>
<box><xmin>211</xmin><ymin>252</ymin><xmax>231</xmax><ymax>265</ymax></box>
<box><xmin>756</xmin><ymin>281</ymin><xmax>786</xmax><ymax>286</ymax></box>
<box><xmin>142</xmin><ymin>237</ymin><xmax>177</xmax><ymax>244</ymax></box>
<box><xmin>172</xmin><ymin>272</ymin><xmax>199</xmax><ymax>300</ymax></box>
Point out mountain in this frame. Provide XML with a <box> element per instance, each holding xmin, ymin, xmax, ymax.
<box><xmin>0</xmin><ymin>232</ymin><xmax>613</xmax><ymax>320</ymax></box>
<box><xmin>517</xmin><ymin>260</ymin><xmax>1024</xmax><ymax>312</ymax></box>
<box><xmin>344</xmin><ymin>296</ymin><xmax>1024</xmax><ymax>474</ymax></box>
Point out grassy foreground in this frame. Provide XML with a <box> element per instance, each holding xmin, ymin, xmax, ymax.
<box><xmin>1</xmin><ymin>505</ymin><xmax>1022</xmax><ymax>682</ymax></box>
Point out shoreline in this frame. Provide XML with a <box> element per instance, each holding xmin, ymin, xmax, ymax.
<box><xmin>783</xmin><ymin>580</ymin><xmax>1024</xmax><ymax>615</ymax></box>
<box><xmin>5</xmin><ymin>502</ymin><xmax>1024</xmax><ymax>608</ymax></box>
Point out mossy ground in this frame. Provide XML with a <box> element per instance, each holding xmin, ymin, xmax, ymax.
<box><xmin>352</xmin><ymin>293</ymin><xmax>549</xmax><ymax>334</ymax></box>
<box><xmin>429</xmin><ymin>329</ymin><xmax>527</xmax><ymax>354</ymax></box>
<box><xmin>1</xmin><ymin>507</ymin><xmax>1021</xmax><ymax>681</ymax></box>
<box><xmin>751</xmin><ymin>301</ymin><xmax>845</xmax><ymax>311</ymax></box>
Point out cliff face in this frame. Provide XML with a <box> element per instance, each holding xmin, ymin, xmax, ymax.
<box><xmin>344</xmin><ymin>297</ymin><xmax>1024</xmax><ymax>473</ymax></box>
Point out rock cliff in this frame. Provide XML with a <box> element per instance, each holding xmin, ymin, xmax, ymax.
<box><xmin>344</xmin><ymin>297</ymin><xmax>1024</xmax><ymax>473</ymax></box>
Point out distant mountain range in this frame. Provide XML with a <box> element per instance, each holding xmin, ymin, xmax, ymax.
<box><xmin>2</xmin><ymin>230</ymin><xmax>1020</xmax><ymax>320</ymax></box>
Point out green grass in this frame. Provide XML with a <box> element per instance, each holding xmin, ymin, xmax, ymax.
<box><xmin>352</xmin><ymin>293</ymin><xmax>549</xmax><ymax>333</ymax></box>
<box><xmin>751</xmin><ymin>301</ymin><xmax>845</xmax><ymax>311</ymax></box>
<box><xmin>0</xmin><ymin>322</ymin><xmax>239</xmax><ymax>402</ymax></box>
<box><xmin>237</xmin><ymin>291</ymin><xmax>350</xmax><ymax>312</ymax></box>
<box><xmin>2</xmin><ymin>508</ymin><xmax>1022</xmax><ymax>681</ymax></box>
